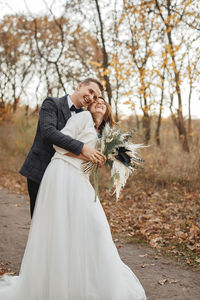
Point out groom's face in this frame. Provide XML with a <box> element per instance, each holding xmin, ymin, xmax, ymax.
<box><xmin>77</xmin><ymin>82</ymin><xmax>101</xmax><ymax>107</ymax></box>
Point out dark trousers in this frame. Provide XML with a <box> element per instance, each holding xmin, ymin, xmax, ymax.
<box><xmin>27</xmin><ymin>178</ymin><xmax>40</xmax><ymax>218</ymax></box>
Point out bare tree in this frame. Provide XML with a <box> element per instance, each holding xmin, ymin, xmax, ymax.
<box><xmin>186</xmin><ymin>44</ymin><xmax>200</xmax><ymax>138</ymax></box>
<box><xmin>123</xmin><ymin>0</ymin><xmax>156</xmax><ymax>144</ymax></box>
<box><xmin>0</xmin><ymin>15</ymin><xmax>35</xmax><ymax>112</ymax></box>
<box><xmin>93</xmin><ymin>0</ymin><xmax>112</xmax><ymax>104</ymax></box>
<box><xmin>155</xmin><ymin>65</ymin><xmax>166</xmax><ymax>146</ymax></box>
<box><xmin>153</xmin><ymin>0</ymin><xmax>190</xmax><ymax>152</ymax></box>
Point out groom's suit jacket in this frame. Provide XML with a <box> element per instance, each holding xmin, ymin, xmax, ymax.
<box><xmin>19</xmin><ymin>94</ymin><xmax>83</xmax><ymax>184</ymax></box>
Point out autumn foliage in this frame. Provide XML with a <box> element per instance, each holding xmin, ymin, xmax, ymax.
<box><xmin>0</xmin><ymin>0</ymin><xmax>200</xmax><ymax>151</ymax></box>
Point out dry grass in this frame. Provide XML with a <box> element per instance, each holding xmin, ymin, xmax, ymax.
<box><xmin>0</xmin><ymin>110</ymin><xmax>37</xmax><ymax>193</ymax></box>
<box><xmin>121</xmin><ymin>116</ymin><xmax>200</xmax><ymax>191</ymax></box>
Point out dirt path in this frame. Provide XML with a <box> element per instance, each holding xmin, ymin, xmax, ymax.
<box><xmin>0</xmin><ymin>189</ymin><xmax>199</xmax><ymax>300</ymax></box>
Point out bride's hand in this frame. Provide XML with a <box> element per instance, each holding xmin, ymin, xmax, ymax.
<box><xmin>81</xmin><ymin>144</ymin><xmax>106</xmax><ymax>165</ymax></box>
<box><xmin>97</xmin><ymin>157</ymin><xmax>106</xmax><ymax>168</ymax></box>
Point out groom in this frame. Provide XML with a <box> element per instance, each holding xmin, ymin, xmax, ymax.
<box><xmin>20</xmin><ymin>78</ymin><xmax>106</xmax><ymax>218</ymax></box>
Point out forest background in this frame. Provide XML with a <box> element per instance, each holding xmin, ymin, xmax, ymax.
<box><xmin>0</xmin><ymin>0</ymin><xmax>199</xmax><ymax>269</ymax></box>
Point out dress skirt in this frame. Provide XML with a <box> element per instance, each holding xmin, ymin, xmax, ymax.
<box><xmin>0</xmin><ymin>158</ymin><xmax>146</xmax><ymax>300</ymax></box>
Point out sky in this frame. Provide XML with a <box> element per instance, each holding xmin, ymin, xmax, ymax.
<box><xmin>0</xmin><ymin>0</ymin><xmax>200</xmax><ymax>119</ymax></box>
<box><xmin>0</xmin><ymin>0</ymin><xmax>59</xmax><ymax>17</ymax></box>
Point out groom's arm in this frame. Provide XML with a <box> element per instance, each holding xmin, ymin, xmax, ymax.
<box><xmin>39</xmin><ymin>98</ymin><xmax>83</xmax><ymax>155</ymax></box>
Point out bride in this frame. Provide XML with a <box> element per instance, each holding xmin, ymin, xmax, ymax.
<box><xmin>0</xmin><ymin>97</ymin><xmax>146</xmax><ymax>300</ymax></box>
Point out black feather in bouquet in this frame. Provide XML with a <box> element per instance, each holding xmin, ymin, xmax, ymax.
<box><xmin>82</xmin><ymin>124</ymin><xmax>145</xmax><ymax>201</ymax></box>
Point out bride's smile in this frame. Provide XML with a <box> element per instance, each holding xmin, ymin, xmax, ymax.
<box><xmin>90</xmin><ymin>99</ymin><xmax>107</xmax><ymax>116</ymax></box>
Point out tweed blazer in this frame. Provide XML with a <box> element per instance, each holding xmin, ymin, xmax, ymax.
<box><xmin>19</xmin><ymin>94</ymin><xmax>84</xmax><ymax>184</ymax></box>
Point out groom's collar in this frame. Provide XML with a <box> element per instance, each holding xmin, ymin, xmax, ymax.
<box><xmin>67</xmin><ymin>95</ymin><xmax>74</xmax><ymax>110</ymax></box>
<box><xmin>67</xmin><ymin>94</ymin><xmax>82</xmax><ymax>110</ymax></box>
<box><xmin>67</xmin><ymin>94</ymin><xmax>83</xmax><ymax>113</ymax></box>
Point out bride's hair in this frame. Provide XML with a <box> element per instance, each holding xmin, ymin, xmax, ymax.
<box><xmin>97</xmin><ymin>96</ymin><xmax>115</xmax><ymax>134</ymax></box>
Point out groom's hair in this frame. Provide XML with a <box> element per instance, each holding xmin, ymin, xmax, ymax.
<box><xmin>81</xmin><ymin>78</ymin><xmax>104</xmax><ymax>92</ymax></box>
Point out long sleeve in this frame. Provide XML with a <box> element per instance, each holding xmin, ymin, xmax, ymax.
<box><xmin>54</xmin><ymin>111</ymin><xmax>92</xmax><ymax>155</ymax></box>
<box><xmin>39</xmin><ymin>98</ymin><xmax>84</xmax><ymax>155</ymax></box>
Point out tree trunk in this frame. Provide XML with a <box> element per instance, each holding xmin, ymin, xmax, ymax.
<box><xmin>142</xmin><ymin>107</ymin><xmax>151</xmax><ymax>144</ymax></box>
<box><xmin>167</xmin><ymin>34</ymin><xmax>189</xmax><ymax>151</ymax></box>
<box><xmin>155</xmin><ymin>0</ymin><xmax>190</xmax><ymax>152</ymax></box>
<box><xmin>176</xmin><ymin>110</ymin><xmax>190</xmax><ymax>152</ymax></box>
<box><xmin>168</xmin><ymin>52</ymin><xmax>189</xmax><ymax>151</ymax></box>
<box><xmin>169</xmin><ymin>94</ymin><xmax>178</xmax><ymax>141</ymax></box>
<box><xmin>135</xmin><ymin>110</ymin><xmax>140</xmax><ymax>131</ymax></box>
<box><xmin>13</xmin><ymin>97</ymin><xmax>19</xmax><ymax>113</ymax></box>
<box><xmin>94</xmin><ymin>0</ymin><xmax>112</xmax><ymax>104</ymax></box>
<box><xmin>155</xmin><ymin>68</ymin><xmax>165</xmax><ymax>146</ymax></box>
<box><xmin>31</xmin><ymin>104</ymin><xmax>39</xmax><ymax>116</ymax></box>
<box><xmin>25</xmin><ymin>104</ymin><xmax>29</xmax><ymax>116</ymax></box>
<box><xmin>155</xmin><ymin>112</ymin><xmax>161</xmax><ymax>146</ymax></box>
<box><xmin>188</xmin><ymin>83</ymin><xmax>192</xmax><ymax>139</ymax></box>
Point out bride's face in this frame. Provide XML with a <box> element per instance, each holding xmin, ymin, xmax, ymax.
<box><xmin>89</xmin><ymin>98</ymin><xmax>107</xmax><ymax>117</ymax></box>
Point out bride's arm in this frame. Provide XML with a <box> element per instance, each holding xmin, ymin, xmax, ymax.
<box><xmin>64</xmin><ymin>152</ymin><xmax>89</xmax><ymax>161</ymax></box>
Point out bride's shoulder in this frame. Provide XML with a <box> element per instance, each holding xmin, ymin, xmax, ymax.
<box><xmin>80</xmin><ymin>110</ymin><xmax>92</xmax><ymax>118</ymax></box>
<box><xmin>69</xmin><ymin>110</ymin><xmax>94</xmax><ymax>129</ymax></box>
<box><xmin>76</xmin><ymin>110</ymin><xmax>93</xmax><ymax>123</ymax></box>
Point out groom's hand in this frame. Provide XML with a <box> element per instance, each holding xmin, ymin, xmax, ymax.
<box><xmin>81</xmin><ymin>144</ymin><xmax>106</xmax><ymax>166</ymax></box>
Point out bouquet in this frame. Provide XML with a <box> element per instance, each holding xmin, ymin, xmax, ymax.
<box><xmin>82</xmin><ymin>123</ymin><xmax>145</xmax><ymax>201</ymax></box>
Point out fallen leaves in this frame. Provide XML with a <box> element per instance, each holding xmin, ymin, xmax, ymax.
<box><xmin>0</xmin><ymin>261</ymin><xmax>16</xmax><ymax>276</ymax></box>
<box><xmin>169</xmin><ymin>279</ymin><xmax>180</xmax><ymax>284</ymax></box>
<box><xmin>99</xmin><ymin>168</ymin><xmax>200</xmax><ymax>269</ymax></box>
<box><xmin>140</xmin><ymin>263</ymin><xmax>155</xmax><ymax>268</ymax></box>
<box><xmin>158</xmin><ymin>279</ymin><xmax>168</xmax><ymax>285</ymax></box>
<box><xmin>158</xmin><ymin>278</ymin><xmax>181</xmax><ymax>285</ymax></box>
<box><xmin>139</xmin><ymin>254</ymin><xmax>148</xmax><ymax>258</ymax></box>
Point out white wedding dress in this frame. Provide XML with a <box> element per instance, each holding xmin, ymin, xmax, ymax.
<box><xmin>0</xmin><ymin>111</ymin><xmax>146</xmax><ymax>300</ymax></box>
